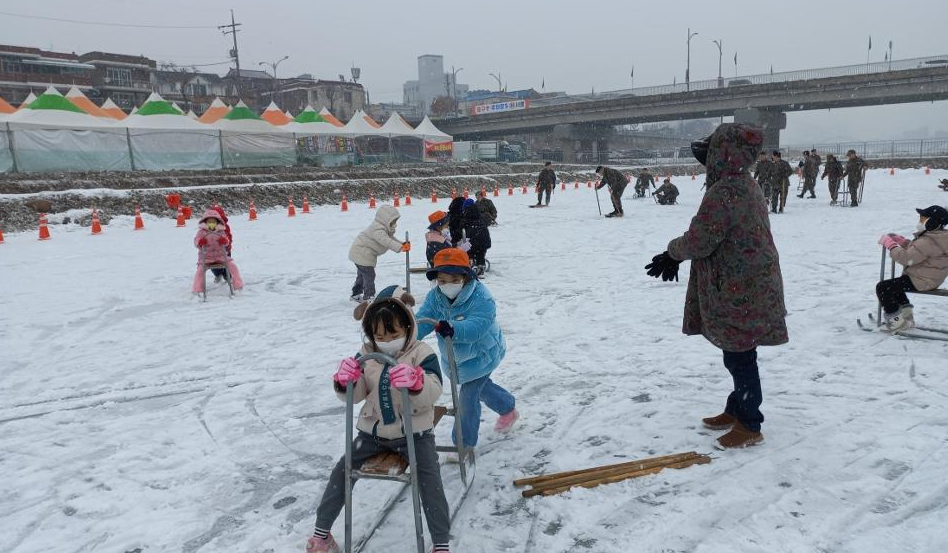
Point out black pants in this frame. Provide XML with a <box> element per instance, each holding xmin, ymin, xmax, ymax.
<box><xmin>469</xmin><ymin>245</ymin><xmax>487</xmax><ymax>266</ymax></box>
<box><xmin>875</xmin><ymin>275</ymin><xmax>916</xmax><ymax>314</ymax></box>
<box><xmin>847</xmin><ymin>178</ymin><xmax>860</xmax><ymax>205</ymax></box>
<box><xmin>537</xmin><ymin>185</ymin><xmax>551</xmax><ymax>205</ymax></box>
<box><xmin>722</xmin><ymin>349</ymin><xmax>764</xmax><ymax>432</ymax></box>
<box><xmin>802</xmin><ymin>175</ymin><xmax>816</xmax><ymax>196</ymax></box>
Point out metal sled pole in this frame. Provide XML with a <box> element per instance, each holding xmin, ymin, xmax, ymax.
<box><xmin>594</xmin><ymin>183</ymin><xmax>602</xmax><ymax>216</ymax></box>
<box><xmin>344</xmin><ymin>382</ymin><xmax>354</xmax><ymax>553</ymax></box>
<box><xmin>404</xmin><ymin>231</ymin><xmax>411</xmax><ymax>294</ymax></box>
<box><xmin>400</xmin><ymin>386</ymin><xmax>425</xmax><ymax>553</ymax></box>
<box><xmin>876</xmin><ymin>246</ymin><xmax>886</xmax><ymax>326</ymax></box>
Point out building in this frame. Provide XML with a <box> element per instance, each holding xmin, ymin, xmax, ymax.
<box><xmin>0</xmin><ymin>44</ymin><xmax>95</xmax><ymax>106</ymax></box>
<box><xmin>223</xmin><ymin>68</ymin><xmax>275</xmax><ymax>108</ymax></box>
<box><xmin>403</xmin><ymin>55</ymin><xmax>468</xmax><ymax>115</ymax></box>
<box><xmin>271</xmin><ymin>76</ymin><xmax>367</xmax><ymax>121</ymax></box>
<box><xmin>79</xmin><ymin>51</ymin><xmax>156</xmax><ymax>110</ymax></box>
<box><xmin>367</xmin><ymin>102</ymin><xmax>424</xmax><ymax>124</ymax></box>
<box><xmin>153</xmin><ymin>70</ymin><xmax>231</xmax><ymax>114</ymax></box>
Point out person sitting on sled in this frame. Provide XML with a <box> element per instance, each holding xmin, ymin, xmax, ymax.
<box><xmin>416</xmin><ymin>248</ymin><xmax>518</xmax><ymax>458</ymax></box>
<box><xmin>191</xmin><ymin>209</ymin><xmax>244</xmax><ymax>294</ymax></box>
<box><xmin>208</xmin><ymin>204</ymin><xmax>233</xmax><ymax>284</ymax></box>
<box><xmin>876</xmin><ymin>205</ymin><xmax>948</xmax><ymax>331</ymax></box>
<box><xmin>425</xmin><ymin>210</ymin><xmax>452</xmax><ymax>267</ymax></box>
<box><xmin>307</xmin><ymin>286</ymin><xmax>452</xmax><ymax>553</ymax></box>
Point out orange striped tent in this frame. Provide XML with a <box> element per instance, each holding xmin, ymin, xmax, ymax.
<box><xmin>318</xmin><ymin>107</ymin><xmax>344</xmax><ymax>127</ymax></box>
<box><xmin>363</xmin><ymin>112</ymin><xmax>382</xmax><ymax>129</ymax></box>
<box><xmin>261</xmin><ymin>101</ymin><xmax>292</xmax><ymax>125</ymax></box>
<box><xmin>100</xmin><ymin>98</ymin><xmax>127</xmax><ymax>120</ymax></box>
<box><xmin>65</xmin><ymin>86</ymin><xmax>110</xmax><ymax>118</ymax></box>
<box><xmin>0</xmin><ymin>94</ymin><xmax>14</xmax><ymax>114</ymax></box>
<box><xmin>198</xmin><ymin>98</ymin><xmax>230</xmax><ymax>124</ymax></box>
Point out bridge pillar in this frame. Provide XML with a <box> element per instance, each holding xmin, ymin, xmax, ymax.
<box><xmin>553</xmin><ymin>123</ymin><xmax>614</xmax><ymax>163</ymax></box>
<box><xmin>733</xmin><ymin>108</ymin><xmax>786</xmax><ymax>150</ymax></box>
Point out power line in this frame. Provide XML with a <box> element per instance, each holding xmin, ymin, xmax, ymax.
<box><xmin>0</xmin><ymin>10</ymin><xmax>216</xmax><ymax>29</ymax></box>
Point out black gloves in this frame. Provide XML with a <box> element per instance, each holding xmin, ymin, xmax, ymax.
<box><xmin>645</xmin><ymin>251</ymin><xmax>682</xmax><ymax>282</ymax></box>
<box><xmin>435</xmin><ymin>320</ymin><xmax>455</xmax><ymax>338</ymax></box>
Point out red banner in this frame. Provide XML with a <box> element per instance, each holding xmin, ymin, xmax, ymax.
<box><xmin>425</xmin><ymin>141</ymin><xmax>453</xmax><ymax>159</ymax></box>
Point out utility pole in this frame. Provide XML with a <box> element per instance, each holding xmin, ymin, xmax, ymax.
<box><xmin>451</xmin><ymin>66</ymin><xmax>463</xmax><ymax>116</ymax></box>
<box><xmin>712</xmin><ymin>39</ymin><xmax>723</xmax><ymax>88</ymax></box>
<box><xmin>686</xmin><ymin>28</ymin><xmax>698</xmax><ymax>91</ymax></box>
<box><xmin>219</xmin><ymin>9</ymin><xmax>242</xmax><ymax>96</ymax></box>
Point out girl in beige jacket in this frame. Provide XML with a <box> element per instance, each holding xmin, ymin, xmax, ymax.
<box><xmin>348</xmin><ymin>205</ymin><xmax>410</xmax><ymax>302</ymax></box>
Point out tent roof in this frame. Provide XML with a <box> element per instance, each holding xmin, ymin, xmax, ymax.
<box><xmin>341</xmin><ymin>109</ymin><xmax>386</xmax><ymax>137</ymax></box>
<box><xmin>363</xmin><ymin>113</ymin><xmax>382</xmax><ymax>129</ymax></box>
<box><xmin>0</xmin><ymin>94</ymin><xmax>14</xmax><ymax>114</ymax></box>
<box><xmin>137</xmin><ymin>92</ymin><xmax>182</xmax><ymax>116</ymax></box>
<box><xmin>100</xmin><ymin>98</ymin><xmax>127</xmax><ymax>120</ymax></box>
<box><xmin>379</xmin><ymin>111</ymin><xmax>421</xmax><ymax>137</ymax></box>
<box><xmin>6</xmin><ymin>87</ymin><xmax>119</xmax><ymax>130</ymax></box>
<box><xmin>318</xmin><ymin>107</ymin><xmax>344</xmax><ymax>127</ymax></box>
<box><xmin>284</xmin><ymin>109</ymin><xmax>293</xmax><ymax>118</ymax></box>
<box><xmin>222</xmin><ymin>100</ymin><xmax>262</xmax><ymax>121</ymax></box>
<box><xmin>261</xmin><ymin>101</ymin><xmax>292</xmax><ymax>125</ymax></box>
<box><xmin>293</xmin><ymin>106</ymin><xmax>327</xmax><ymax>124</ymax></box>
<box><xmin>65</xmin><ymin>86</ymin><xmax>110</xmax><ymax>118</ymax></box>
<box><xmin>186</xmin><ymin>109</ymin><xmax>199</xmax><ymax>120</ymax></box>
<box><xmin>171</xmin><ymin>102</ymin><xmax>184</xmax><ymax>114</ymax></box>
<box><xmin>283</xmin><ymin>106</ymin><xmax>340</xmax><ymax>135</ymax></box>
<box><xmin>414</xmin><ymin>115</ymin><xmax>452</xmax><ymax>141</ymax></box>
<box><xmin>17</xmin><ymin>92</ymin><xmax>38</xmax><ymax>111</ymax></box>
<box><xmin>198</xmin><ymin>97</ymin><xmax>230</xmax><ymax>123</ymax></box>
<box><xmin>124</xmin><ymin>111</ymin><xmax>212</xmax><ymax>130</ymax></box>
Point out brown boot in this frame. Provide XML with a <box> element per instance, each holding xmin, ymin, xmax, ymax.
<box><xmin>715</xmin><ymin>422</ymin><xmax>763</xmax><ymax>449</ymax></box>
<box><xmin>701</xmin><ymin>412</ymin><xmax>736</xmax><ymax>430</ymax></box>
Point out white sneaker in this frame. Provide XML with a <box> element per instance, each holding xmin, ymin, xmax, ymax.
<box><xmin>349</xmin><ymin>294</ymin><xmax>362</xmax><ymax>302</ymax></box>
<box><xmin>886</xmin><ymin>306</ymin><xmax>915</xmax><ymax>332</ymax></box>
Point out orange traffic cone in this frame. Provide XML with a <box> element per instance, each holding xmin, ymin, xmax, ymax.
<box><xmin>692</xmin><ymin>171</ymin><xmax>697</xmax><ymax>180</ymax></box>
<box><xmin>481</xmin><ymin>186</ymin><xmax>487</xmax><ymax>197</ymax></box>
<box><xmin>587</xmin><ymin>181</ymin><xmax>592</xmax><ymax>188</ymax></box>
<box><xmin>924</xmin><ymin>166</ymin><xmax>931</xmax><ymax>175</ymax></box>
<box><xmin>341</xmin><ymin>195</ymin><xmax>349</xmax><ymax>212</ymax></box>
<box><xmin>405</xmin><ymin>193</ymin><xmax>412</xmax><ymax>206</ymax></box>
<box><xmin>463</xmin><ymin>188</ymin><xmax>469</xmax><ymax>199</ymax></box>
<box><xmin>889</xmin><ymin>167</ymin><xmax>895</xmax><ymax>176</ymax></box>
<box><xmin>0</xmin><ymin>221</ymin><xmax>4</xmax><ymax>244</ymax></box>
<box><xmin>431</xmin><ymin>189</ymin><xmax>438</xmax><ymax>203</ymax></box>
<box><xmin>508</xmin><ymin>185</ymin><xmax>513</xmax><ymax>196</ymax></box>
<box><xmin>452</xmin><ymin>188</ymin><xmax>458</xmax><ymax>199</ymax></box>
<box><xmin>176</xmin><ymin>206</ymin><xmax>186</xmax><ymax>227</ymax></box>
<box><xmin>561</xmin><ymin>181</ymin><xmax>566</xmax><ymax>191</ymax></box>
<box><xmin>302</xmin><ymin>196</ymin><xmax>311</xmax><ymax>214</ymax></box>
<box><xmin>38</xmin><ymin>213</ymin><xmax>51</xmax><ymax>240</ymax></box>
<box><xmin>394</xmin><ymin>194</ymin><xmax>401</xmax><ymax>207</ymax></box>
<box><xmin>574</xmin><ymin>181</ymin><xmax>579</xmax><ymax>189</ymax></box>
<box><xmin>249</xmin><ymin>199</ymin><xmax>258</xmax><ymax>221</ymax></box>
<box><xmin>522</xmin><ymin>184</ymin><xmax>527</xmax><ymax>194</ymax></box>
<box><xmin>369</xmin><ymin>194</ymin><xmax>377</xmax><ymax>209</ymax></box>
<box><xmin>493</xmin><ymin>185</ymin><xmax>499</xmax><ymax>197</ymax></box>
<box><xmin>91</xmin><ymin>208</ymin><xmax>102</xmax><ymax>235</ymax></box>
<box><xmin>134</xmin><ymin>206</ymin><xmax>145</xmax><ymax>230</ymax></box>
<box><xmin>287</xmin><ymin>197</ymin><xmax>297</xmax><ymax>217</ymax></box>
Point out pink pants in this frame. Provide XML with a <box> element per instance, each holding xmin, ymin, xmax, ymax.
<box><xmin>192</xmin><ymin>259</ymin><xmax>244</xmax><ymax>293</ymax></box>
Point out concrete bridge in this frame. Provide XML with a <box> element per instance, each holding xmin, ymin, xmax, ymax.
<box><xmin>437</xmin><ymin>55</ymin><xmax>948</xmax><ymax>160</ymax></box>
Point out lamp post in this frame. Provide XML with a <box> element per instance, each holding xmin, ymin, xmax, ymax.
<box><xmin>686</xmin><ymin>28</ymin><xmax>699</xmax><ymax>91</ymax></box>
<box><xmin>712</xmin><ymin>39</ymin><xmax>723</xmax><ymax>87</ymax></box>
<box><xmin>451</xmin><ymin>66</ymin><xmax>463</xmax><ymax>115</ymax></box>
<box><xmin>259</xmin><ymin>55</ymin><xmax>289</xmax><ymax>104</ymax></box>
<box><xmin>489</xmin><ymin>72</ymin><xmax>503</xmax><ymax>92</ymax></box>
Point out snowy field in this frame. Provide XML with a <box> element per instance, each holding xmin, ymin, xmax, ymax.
<box><xmin>2</xmin><ymin>169</ymin><xmax>948</xmax><ymax>553</ymax></box>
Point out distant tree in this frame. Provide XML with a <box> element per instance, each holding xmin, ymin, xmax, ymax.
<box><xmin>430</xmin><ymin>95</ymin><xmax>458</xmax><ymax>118</ymax></box>
<box><xmin>161</xmin><ymin>63</ymin><xmax>198</xmax><ymax>112</ymax></box>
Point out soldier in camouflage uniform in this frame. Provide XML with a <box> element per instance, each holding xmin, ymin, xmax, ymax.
<box><xmin>821</xmin><ymin>154</ymin><xmax>844</xmax><ymax>205</ymax></box>
<box><xmin>634</xmin><ymin>168</ymin><xmax>656</xmax><ymax>197</ymax></box>
<box><xmin>797</xmin><ymin>150</ymin><xmax>819</xmax><ymax>199</ymax></box>
<box><xmin>840</xmin><ymin>149</ymin><xmax>867</xmax><ymax>207</ymax></box>
<box><xmin>753</xmin><ymin>151</ymin><xmax>775</xmax><ymax>205</ymax></box>
<box><xmin>771</xmin><ymin>150</ymin><xmax>794</xmax><ymax>214</ymax></box>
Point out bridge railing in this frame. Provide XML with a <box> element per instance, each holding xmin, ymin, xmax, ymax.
<box><xmin>783</xmin><ymin>138</ymin><xmax>948</xmax><ymax>160</ymax></box>
<box><xmin>523</xmin><ymin>55</ymin><xmax>948</xmax><ymax>109</ymax></box>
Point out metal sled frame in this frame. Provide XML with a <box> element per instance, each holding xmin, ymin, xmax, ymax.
<box><xmin>861</xmin><ymin>245</ymin><xmax>948</xmax><ymax>340</ymax></box>
<box><xmin>343</xmin><ymin>320</ymin><xmax>475</xmax><ymax>553</ymax></box>
<box><xmin>199</xmin><ymin>247</ymin><xmax>234</xmax><ymax>302</ymax></box>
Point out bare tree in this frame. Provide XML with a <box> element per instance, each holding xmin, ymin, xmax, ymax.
<box><xmin>161</xmin><ymin>63</ymin><xmax>198</xmax><ymax>112</ymax></box>
<box><xmin>322</xmin><ymin>85</ymin><xmax>338</xmax><ymax>117</ymax></box>
<box><xmin>430</xmin><ymin>95</ymin><xmax>457</xmax><ymax>118</ymax></box>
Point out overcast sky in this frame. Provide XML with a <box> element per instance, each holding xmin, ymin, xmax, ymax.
<box><xmin>3</xmin><ymin>0</ymin><xmax>947</xmax><ymax>143</ymax></box>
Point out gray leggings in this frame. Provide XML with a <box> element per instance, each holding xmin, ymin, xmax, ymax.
<box><xmin>315</xmin><ymin>431</ymin><xmax>451</xmax><ymax>544</ymax></box>
<box><xmin>351</xmin><ymin>264</ymin><xmax>376</xmax><ymax>299</ymax></box>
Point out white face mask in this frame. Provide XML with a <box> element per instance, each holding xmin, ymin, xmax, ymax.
<box><xmin>439</xmin><ymin>282</ymin><xmax>464</xmax><ymax>299</ymax></box>
<box><xmin>917</xmin><ymin>222</ymin><xmax>927</xmax><ymax>233</ymax></box>
<box><xmin>375</xmin><ymin>337</ymin><xmax>406</xmax><ymax>356</ymax></box>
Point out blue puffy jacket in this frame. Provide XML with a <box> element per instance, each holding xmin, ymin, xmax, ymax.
<box><xmin>416</xmin><ymin>279</ymin><xmax>506</xmax><ymax>384</ymax></box>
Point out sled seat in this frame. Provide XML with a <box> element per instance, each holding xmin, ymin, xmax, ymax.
<box><xmin>910</xmin><ymin>288</ymin><xmax>948</xmax><ymax>297</ymax></box>
<box><xmin>357</xmin><ymin>406</ymin><xmax>448</xmax><ymax>478</ymax></box>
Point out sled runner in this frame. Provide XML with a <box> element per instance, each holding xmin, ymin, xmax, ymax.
<box><xmin>342</xmin><ymin>318</ymin><xmax>474</xmax><ymax>553</ymax></box>
<box><xmin>196</xmin><ymin>246</ymin><xmax>235</xmax><ymax>302</ymax></box>
<box><xmin>856</xmin><ymin>245</ymin><xmax>948</xmax><ymax>341</ymax></box>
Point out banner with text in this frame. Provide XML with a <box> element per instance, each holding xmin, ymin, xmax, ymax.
<box><xmin>472</xmin><ymin>99</ymin><xmax>530</xmax><ymax>116</ymax></box>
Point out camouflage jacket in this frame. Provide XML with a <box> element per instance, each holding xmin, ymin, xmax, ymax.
<box><xmin>636</xmin><ymin>173</ymin><xmax>655</xmax><ymax>189</ymax></box>
<box><xmin>753</xmin><ymin>159</ymin><xmax>774</xmax><ymax>184</ymax></box>
<box><xmin>841</xmin><ymin>156</ymin><xmax>866</xmax><ymax>182</ymax></box>
<box><xmin>822</xmin><ymin>158</ymin><xmax>844</xmax><ymax>181</ymax></box>
<box><xmin>773</xmin><ymin>159</ymin><xmax>794</xmax><ymax>182</ymax></box>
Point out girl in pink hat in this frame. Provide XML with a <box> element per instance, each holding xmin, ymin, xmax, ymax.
<box><xmin>192</xmin><ymin>209</ymin><xmax>244</xmax><ymax>294</ymax></box>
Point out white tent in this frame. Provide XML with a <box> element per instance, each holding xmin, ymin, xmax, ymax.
<box><xmin>283</xmin><ymin>106</ymin><xmax>342</xmax><ymax>136</ymax></box>
<box><xmin>414</xmin><ymin>116</ymin><xmax>452</xmax><ymax>142</ymax></box>
<box><xmin>5</xmin><ymin>86</ymin><xmax>119</xmax><ymax>131</ymax></box>
<box><xmin>171</xmin><ymin>102</ymin><xmax>184</xmax><ymax>114</ymax></box>
<box><xmin>122</xmin><ymin>95</ymin><xmax>221</xmax><ymax>171</ymax></box>
<box><xmin>212</xmin><ymin>101</ymin><xmax>296</xmax><ymax>168</ymax></box>
<box><xmin>186</xmin><ymin>109</ymin><xmax>199</xmax><ymax>120</ymax></box>
<box><xmin>212</xmin><ymin>101</ymin><xmax>280</xmax><ymax>133</ymax></box>
<box><xmin>341</xmin><ymin>109</ymin><xmax>386</xmax><ymax>137</ymax></box>
<box><xmin>379</xmin><ymin>111</ymin><xmax>422</xmax><ymax>138</ymax></box>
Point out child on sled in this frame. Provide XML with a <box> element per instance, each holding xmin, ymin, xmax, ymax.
<box><xmin>191</xmin><ymin>209</ymin><xmax>243</xmax><ymax>294</ymax></box>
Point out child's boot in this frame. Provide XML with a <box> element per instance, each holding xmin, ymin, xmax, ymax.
<box><xmin>306</xmin><ymin>533</ymin><xmax>340</xmax><ymax>553</ymax></box>
<box><xmin>701</xmin><ymin>412</ymin><xmax>735</xmax><ymax>430</ymax></box>
<box><xmin>495</xmin><ymin>409</ymin><xmax>520</xmax><ymax>433</ymax></box>
<box><xmin>886</xmin><ymin>306</ymin><xmax>915</xmax><ymax>332</ymax></box>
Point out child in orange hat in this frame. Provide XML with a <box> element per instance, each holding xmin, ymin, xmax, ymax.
<box><xmin>425</xmin><ymin>210</ymin><xmax>452</xmax><ymax>267</ymax></box>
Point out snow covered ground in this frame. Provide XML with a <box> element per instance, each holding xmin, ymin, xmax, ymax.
<box><xmin>2</xmin><ymin>169</ymin><xmax>947</xmax><ymax>553</ymax></box>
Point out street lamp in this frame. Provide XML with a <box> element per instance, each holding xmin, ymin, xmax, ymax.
<box><xmin>686</xmin><ymin>28</ymin><xmax>698</xmax><ymax>91</ymax></box>
<box><xmin>451</xmin><ymin>66</ymin><xmax>463</xmax><ymax>115</ymax></box>
<box><xmin>259</xmin><ymin>55</ymin><xmax>289</xmax><ymax>103</ymax></box>
<box><xmin>712</xmin><ymin>39</ymin><xmax>723</xmax><ymax>87</ymax></box>
<box><xmin>488</xmin><ymin>72</ymin><xmax>503</xmax><ymax>92</ymax></box>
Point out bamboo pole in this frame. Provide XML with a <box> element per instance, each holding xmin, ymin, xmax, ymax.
<box><xmin>514</xmin><ymin>451</ymin><xmax>698</xmax><ymax>488</ymax></box>
<box><xmin>539</xmin><ymin>455</ymin><xmax>711</xmax><ymax>497</ymax></box>
<box><xmin>521</xmin><ymin>453</ymin><xmax>704</xmax><ymax>498</ymax></box>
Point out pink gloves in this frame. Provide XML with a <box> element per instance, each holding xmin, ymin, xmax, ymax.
<box><xmin>333</xmin><ymin>357</ymin><xmax>362</xmax><ymax>386</ymax></box>
<box><xmin>878</xmin><ymin>234</ymin><xmax>907</xmax><ymax>250</ymax></box>
<box><xmin>389</xmin><ymin>364</ymin><xmax>425</xmax><ymax>392</ymax></box>
<box><xmin>893</xmin><ymin>234</ymin><xmax>910</xmax><ymax>247</ymax></box>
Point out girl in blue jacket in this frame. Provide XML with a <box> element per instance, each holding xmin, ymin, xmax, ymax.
<box><xmin>416</xmin><ymin>248</ymin><xmax>519</xmax><ymax>450</ymax></box>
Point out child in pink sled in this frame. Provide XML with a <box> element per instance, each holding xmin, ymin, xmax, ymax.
<box><xmin>192</xmin><ymin>209</ymin><xmax>244</xmax><ymax>294</ymax></box>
